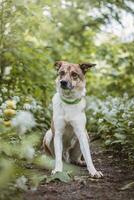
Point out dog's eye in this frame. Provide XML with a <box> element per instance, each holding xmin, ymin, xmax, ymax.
<box><xmin>71</xmin><ymin>72</ymin><xmax>78</xmax><ymax>79</ymax></box>
<box><xmin>59</xmin><ymin>71</ymin><xmax>65</xmax><ymax>76</ymax></box>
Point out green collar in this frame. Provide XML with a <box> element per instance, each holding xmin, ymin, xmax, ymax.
<box><xmin>61</xmin><ymin>96</ymin><xmax>81</xmax><ymax>104</ymax></box>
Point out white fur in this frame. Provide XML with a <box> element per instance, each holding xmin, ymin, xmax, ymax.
<box><xmin>52</xmin><ymin>87</ymin><xmax>103</xmax><ymax>178</ymax></box>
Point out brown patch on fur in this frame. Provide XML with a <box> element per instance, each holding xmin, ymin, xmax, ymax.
<box><xmin>55</xmin><ymin>61</ymin><xmax>95</xmax><ymax>75</ymax></box>
<box><xmin>55</xmin><ymin>61</ymin><xmax>95</xmax><ymax>90</ymax></box>
<box><xmin>56</xmin><ymin>61</ymin><xmax>85</xmax><ymax>89</ymax></box>
<box><xmin>79</xmin><ymin>63</ymin><xmax>96</xmax><ymax>74</ymax></box>
<box><xmin>51</xmin><ymin>119</ymin><xmax>55</xmax><ymax>135</ymax></box>
<box><xmin>43</xmin><ymin>141</ymin><xmax>53</xmax><ymax>155</ymax></box>
<box><xmin>43</xmin><ymin>120</ymin><xmax>55</xmax><ymax>156</ymax></box>
<box><xmin>58</xmin><ymin>62</ymin><xmax>84</xmax><ymax>79</ymax></box>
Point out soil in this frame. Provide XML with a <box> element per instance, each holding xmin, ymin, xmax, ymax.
<box><xmin>23</xmin><ymin>141</ymin><xmax>134</xmax><ymax>200</ymax></box>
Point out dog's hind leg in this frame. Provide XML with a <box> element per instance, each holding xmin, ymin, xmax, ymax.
<box><xmin>43</xmin><ymin>129</ymin><xmax>54</xmax><ymax>156</ymax></box>
<box><xmin>68</xmin><ymin>138</ymin><xmax>86</xmax><ymax>166</ymax></box>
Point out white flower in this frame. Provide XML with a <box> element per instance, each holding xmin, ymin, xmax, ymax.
<box><xmin>23</xmin><ymin>103</ymin><xmax>31</xmax><ymax>110</ymax></box>
<box><xmin>0</xmin><ymin>97</ymin><xmax>3</xmax><ymax>102</ymax></box>
<box><xmin>12</xmin><ymin>111</ymin><xmax>36</xmax><ymax>134</ymax></box>
<box><xmin>30</xmin><ymin>105</ymin><xmax>36</xmax><ymax>111</ymax></box>
<box><xmin>128</xmin><ymin>121</ymin><xmax>134</xmax><ymax>127</ymax></box>
<box><xmin>122</xmin><ymin>113</ymin><xmax>127</xmax><ymax>119</ymax></box>
<box><xmin>43</xmin><ymin>6</ymin><xmax>51</xmax><ymax>18</ymax></box>
<box><xmin>4</xmin><ymin>66</ymin><xmax>12</xmax><ymax>75</ymax></box>
<box><xmin>123</xmin><ymin>93</ymin><xmax>128</xmax><ymax>99</ymax></box>
<box><xmin>119</xmin><ymin>103</ymin><xmax>125</xmax><ymax>110</ymax></box>
<box><xmin>31</xmin><ymin>100</ymin><xmax>37</xmax><ymax>107</ymax></box>
<box><xmin>23</xmin><ymin>145</ymin><xmax>35</xmax><ymax>160</ymax></box>
<box><xmin>1</xmin><ymin>87</ymin><xmax>8</xmax><ymax>93</ymax></box>
<box><xmin>12</xmin><ymin>6</ymin><xmax>16</xmax><ymax>12</ymax></box>
<box><xmin>107</xmin><ymin>109</ymin><xmax>117</xmax><ymax>117</ymax></box>
<box><xmin>1</xmin><ymin>103</ymin><xmax>7</xmax><ymax>110</ymax></box>
<box><xmin>93</xmin><ymin>111</ymin><xmax>96</xmax><ymax>115</ymax></box>
<box><xmin>98</xmin><ymin>118</ymin><xmax>103</xmax><ymax>123</ymax></box>
<box><xmin>16</xmin><ymin>176</ymin><xmax>28</xmax><ymax>190</ymax></box>
<box><xmin>102</xmin><ymin>107</ymin><xmax>109</xmax><ymax>115</ymax></box>
<box><xmin>30</xmin><ymin>100</ymin><xmax>40</xmax><ymax>111</ymax></box>
<box><xmin>12</xmin><ymin>96</ymin><xmax>20</xmax><ymax>103</ymax></box>
<box><xmin>90</xmin><ymin>117</ymin><xmax>94</xmax><ymax>121</ymax></box>
<box><xmin>36</xmin><ymin>105</ymin><xmax>42</xmax><ymax>110</ymax></box>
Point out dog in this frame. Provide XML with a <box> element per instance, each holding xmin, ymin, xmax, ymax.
<box><xmin>43</xmin><ymin>61</ymin><xmax>103</xmax><ymax>178</ymax></box>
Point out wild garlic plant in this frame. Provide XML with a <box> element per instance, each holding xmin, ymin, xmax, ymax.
<box><xmin>86</xmin><ymin>93</ymin><xmax>134</xmax><ymax>159</ymax></box>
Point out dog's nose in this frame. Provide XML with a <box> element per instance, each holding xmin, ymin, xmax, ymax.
<box><xmin>60</xmin><ymin>80</ymin><xmax>68</xmax><ymax>88</ymax></box>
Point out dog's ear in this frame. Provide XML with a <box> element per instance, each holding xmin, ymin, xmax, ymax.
<box><xmin>54</xmin><ymin>61</ymin><xmax>63</xmax><ymax>71</ymax></box>
<box><xmin>79</xmin><ymin>63</ymin><xmax>96</xmax><ymax>74</ymax></box>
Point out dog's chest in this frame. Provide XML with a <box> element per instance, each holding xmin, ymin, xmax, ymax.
<box><xmin>62</xmin><ymin>105</ymin><xmax>77</xmax><ymax>121</ymax></box>
<box><xmin>52</xmin><ymin>93</ymin><xmax>86</xmax><ymax>122</ymax></box>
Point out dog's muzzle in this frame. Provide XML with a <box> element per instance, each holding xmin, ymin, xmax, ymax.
<box><xmin>60</xmin><ymin>80</ymin><xmax>73</xmax><ymax>90</ymax></box>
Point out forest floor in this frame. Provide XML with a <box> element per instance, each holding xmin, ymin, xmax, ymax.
<box><xmin>23</xmin><ymin>141</ymin><xmax>134</xmax><ymax>200</ymax></box>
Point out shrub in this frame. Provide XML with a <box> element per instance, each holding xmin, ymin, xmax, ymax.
<box><xmin>86</xmin><ymin>93</ymin><xmax>134</xmax><ymax>160</ymax></box>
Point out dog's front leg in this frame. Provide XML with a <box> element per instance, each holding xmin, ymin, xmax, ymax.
<box><xmin>52</xmin><ymin>130</ymin><xmax>63</xmax><ymax>174</ymax></box>
<box><xmin>71</xmin><ymin>116</ymin><xmax>103</xmax><ymax>178</ymax></box>
<box><xmin>52</xmin><ymin>117</ymin><xmax>66</xmax><ymax>174</ymax></box>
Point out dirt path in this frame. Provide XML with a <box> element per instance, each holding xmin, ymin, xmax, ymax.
<box><xmin>23</xmin><ymin>141</ymin><xmax>134</xmax><ymax>200</ymax></box>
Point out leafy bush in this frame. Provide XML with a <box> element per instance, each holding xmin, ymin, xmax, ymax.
<box><xmin>86</xmin><ymin>94</ymin><xmax>134</xmax><ymax>160</ymax></box>
<box><xmin>0</xmin><ymin>0</ymin><xmax>134</xmax><ymax>199</ymax></box>
<box><xmin>0</xmin><ymin>95</ymin><xmax>52</xmax><ymax>199</ymax></box>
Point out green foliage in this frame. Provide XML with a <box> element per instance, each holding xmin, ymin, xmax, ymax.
<box><xmin>34</xmin><ymin>154</ymin><xmax>83</xmax><ymax>175</ymax></box>
<box><xmin>86</xmin><ymin>94</ymin><xmax>134</xmax><ymax>159</ymax></box>
<box><xmin>0</xmin><ymin>0</ymin><xmax>134</xmax><ymax>199</ymax></box>
<box><xmin>45</xmin><ymin>171</ymin><xmax>72</xmax><ymax>183</ymax></box>
<box><xmin>94</xmin><ymin>39</ymin><xmax>134</xmax><ymax>96</ymax></box>
<box><xmin>0</xmin><ymin>124</ymin><xmax>41</xmax><ymax>197</ymax></box>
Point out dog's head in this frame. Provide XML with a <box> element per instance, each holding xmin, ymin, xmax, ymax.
<box><xmin>55</xmin><ymin>61</ymin><xmax>95</xmax><ymax>91</ymax></box>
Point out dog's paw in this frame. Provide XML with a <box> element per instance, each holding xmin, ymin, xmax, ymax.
<box><xmin>51</xmin><ymin>169</ymin><xmax>62</xmax><ymax>175</ymax></box>
<box><xmin>90</xmin><ymin>170</ymin><xmax>103</xmax><ymax>178</ymax></box>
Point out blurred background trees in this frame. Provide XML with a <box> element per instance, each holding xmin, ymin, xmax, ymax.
<box><xmin>1</xmin><ymin>0</ymin><xmax>133</xmax><ymax>101</ymax></box>
<box><xmin>0</xmin><ymin>0</ymin><xmax>134</xmax><ymax>198</ymax></box>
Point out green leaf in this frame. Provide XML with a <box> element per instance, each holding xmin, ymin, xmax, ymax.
<box><xmin>45</xmin><ymin>172</ymin><xmax>72</xmax><ymax>183</ymax></box>
<box><xmin>34</xmin><ymin>155</ymin><xmax>84</xmax><ymax>176</ymax></box>
<box><xmin>114</xmin><ymin>133</ymin><xmax>126</xmax><ymax>140</ymax></box>
<box><xmin>105</xmin><ymin>139</ymin><xmax>112</xmax><ymax>146</ymax></box>
<box><xmin>14</xmin><ymin>0</ymin><xmax>24</xmax><ymax>6</ymax></box>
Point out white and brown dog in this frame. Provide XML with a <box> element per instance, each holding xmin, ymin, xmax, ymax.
<box><xmin>43</xmin><ymin>61</ymin><xmax>103</xmax><ymax>178</ymax></box>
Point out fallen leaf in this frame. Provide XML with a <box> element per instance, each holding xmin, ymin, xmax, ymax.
<box><xmin>45</xmin><ymin>172</ymin><xmax>72</xmax><ymax>183</ymax></box>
